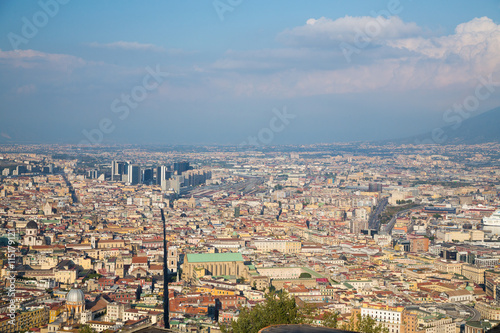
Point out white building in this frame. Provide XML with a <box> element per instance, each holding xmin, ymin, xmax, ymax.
<box><xmin>360</xmin><ymin>304</ymin><xmax>406</xmax><ymax>333</ymax></box>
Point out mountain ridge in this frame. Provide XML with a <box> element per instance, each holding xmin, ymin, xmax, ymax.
<box><xmin>394</xmin><ymin>106</ymin><xmax>500</xmax><ymax>145</ymax></box>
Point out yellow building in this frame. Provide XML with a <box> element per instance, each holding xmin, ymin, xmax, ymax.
<box><xmin>0</xmin><ymin>306</ymin><xmax>49</xmax><ymax>333</ymax></box>
<box><xmin>78</xmin><ymin>257</ymin><xmax>93</xmax><ymax>270</ymax></box>
<box><xmin>49</xmin><ymin>305</ymin><xmax>64</xmax><ymax>323</ymax></box>
<box><xmin>196</xmin><ymin>285</ymin><xmax>236</xmax><ymax>296</ymax></box>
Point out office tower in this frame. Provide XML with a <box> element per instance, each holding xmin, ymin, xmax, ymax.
<box><xmin>17</xmin><ymin>165</ymin><xmax>28</xmax><ymax>174</ymax></box>
<box><xmin>111</xmin><ymin>161</ymin><xmax>129</xmax><ymax>181</ymax></box>
<box><xmin>157</xmin><ymin>166</ymin><xmax>172</xmax><ymax>190</ymax></box>
<box><xmin>156</xmin><ymin>166</ymin><xmax>171</xmax><ymax>185</ymax></box>
<box><xmin>142</xmin><ymin>168</ymin><xmax>153</xmax><ymax>185</ymax></box>
<box><xmin>156</xmin><ymin>166</ymin><xmax>163</xmax><ymax>185</ymax></box>
<box><xmin>111</xmin><ymin>161</ymin><xmax>118</xmax><ymax>180</ymax></box>
<box><xmin>164</xmin><ymin>175</ymin><xmax>183</xmax><ymax>193</ymax></box>
<box><xmin>87</xmin><ymin>169</ymin><xmax>99</xmax><ymax>179</ymax></box>
<box><xmin>173</xmin><ymin>161</ymin><xmax>190</xmax><ymax>175</ymax></box>
<box><xmin>183</xmin><ymin>169</ymin><xmax>211</xmax><ymax>187</ymax></box>
<box><xmin>127</xmin><ymin>165</ymin><xmax>140</xmax><ymax>185</ymax></box>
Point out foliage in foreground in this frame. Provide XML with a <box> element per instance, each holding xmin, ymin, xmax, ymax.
<box><xmin>341</xmin><ymin>313</ymin><xmax>389</xmax><ymax>333</ymax></box>
<box><xmin>78</xmin><ymin>325</ymin><xmax>93</xmax><ymax>333</ymax></box>
<box><xmin>221</xmin><ymin>291</ymin><xmax>389</xmax><ymax>333</ymax></box>
<box><xmin>221</xmin><ymin>292</ymin><xmax>301</xmax><ymax>333</ymax></box>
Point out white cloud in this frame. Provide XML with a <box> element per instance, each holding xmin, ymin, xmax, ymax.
<box><xmin>0</xmin><ymin>49</ymin><xmax>86</xmax><ymax>71</ymax></box>
<box><xmin>87</xmin><ymin>41</ymin><xmax>165</xmax><ymax>52</ymax></box>
<box><xmin>197</xmin><ymin>16</ymin><xmax>500</xmax><ymax>98</ymax></box>
<box><xmin>278</xmin><ymin>15</ymin><xmax>421</xmax><ymax>47</ymax></box>
<box><xmin>388</xmin><ymin>17</ymin><xmax>500</xmax><ymax>75</ymax></box>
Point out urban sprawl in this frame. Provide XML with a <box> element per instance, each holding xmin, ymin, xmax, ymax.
<box><xmin>1</xmin><ymin>143</ymin><xmax>500</xmax><ymax>333</ymax></box>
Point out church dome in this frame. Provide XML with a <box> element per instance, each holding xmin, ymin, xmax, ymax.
<box><xmin>26</xmin><ymin>220</ymin><xmax>38</xmax><ymax>229</ymax></box>
<box><xmin>66</xmin><ymin>289</ymin><xmax>85</xmax><ymax>304</ymax></box>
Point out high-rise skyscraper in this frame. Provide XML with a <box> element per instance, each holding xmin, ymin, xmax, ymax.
<box><xmin>127</xmin><ymin>165</ymin><xmax>140</xmax><ymax>185</ymax></box>
<box><xmin>142</xmin><ymin>168</ymin><xmax>154</xmax><ymax>185</ymax></box>
<box><xmin>157</xmin><ymin>165</ymin><xmax>172</xmax><ymax>190</ymax></box>
<box><xmin>173</xmin><ymin>161</ymin><xmax>190</xmax><ymax>175</ymax></box>
<box><xmin>155</xmin><ymin>166</ymin><xmax>161</xmax><ymax>185</ymax></box>
<box><xmin>111</xmin><ymin>161</ymin><xmax>128</xmax><ymax>181</ymax></box>
<box><xmin>87</xmin><ymin>169</ymin><xmax>99</xmax><ymax>179</ymax></box>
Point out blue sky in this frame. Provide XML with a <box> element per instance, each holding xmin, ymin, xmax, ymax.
<box><xmin>0</xmin><ymin>0</ymin><xmax>499</xmax><ymax>144</ymax></box>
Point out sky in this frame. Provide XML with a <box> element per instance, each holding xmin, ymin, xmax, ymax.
<box><xmin>0</xmin><ymin>0</ymin><xmax>499</xmax><ymax>145</ymax></box>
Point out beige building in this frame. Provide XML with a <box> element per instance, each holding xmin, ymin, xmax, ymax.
<box><xmin>444</xmin><ymin>289</ymin><xmax>473</xmax><ymax>302</ymax></box>
<box><xmin>417</xmin><ymin>317</ymin><xmax>454</xmax><ymax>333</ymax></box>
<box><xmin>434</xmin><ymin>260</ymin><xmax>462</xmax><ymax>274</ymax></box>
<box><xmin>249</xmin><ymin>275</ymin><xmax>270</xmax><ymax>291</ymax></box>
<box><xmin>475</xmin><ymin>301</ymin><xmax>500</xmax><ymax>320</ymax></box>
<box><xmin>78</xmin><ymin>257</ymin><xmax>93</xmax><ymax>270</ymax></box>
<box><xmin>97</xmin><ymin>239</ymin><xmax>126</xmax><ymax>249</ymax></box>
<box><xmin>106</xmin><ymin>302</ymin><xmax>127</xmax><ymax>321</ymax></box>
<box><xmin>443</xmin><ymin>231</ymin><xmax>470</xmax><ymax>242</ymax></box>
<box><xmin>55</xmin><ymin>269</ymin><xmax>77</xmax><ymax>284</ymax></box>
<box><xmin>253</xmin><ymin>239</ymin><xmax>301</xmax><ymax>253</ymax></box>
<box><xmin>182</xmin><ymin>252</ymin><xmax>248</xmax><ymax>281</ymax></box>
<box><xmin>462</xmin><ymin>265</ymin><xmax>486</xmax><ymax>284</ymax></box>
<box><xmin>470</xmin><ymin>230</ymin><xmax>484</xmax><ymax>242</ymax></box>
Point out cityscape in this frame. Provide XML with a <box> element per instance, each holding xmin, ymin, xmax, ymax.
<box><xmin>0</xmin><ymin>143</ymin><xmax>499</xmax><ymax>332</ymax></box>
<box><xmin>1</xmin><ymin>1</ymin><xmax>500</xmax><ymax>333</ymax></box>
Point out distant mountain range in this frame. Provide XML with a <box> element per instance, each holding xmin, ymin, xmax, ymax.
<box><xmin>399</xmin><ymin>106</ymin><xmax>500</xmax><ymax>145</ymax></box>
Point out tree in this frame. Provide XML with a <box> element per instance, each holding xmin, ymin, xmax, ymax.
<box><xmin>78</xmin><ymin>325</ymin><xmax>93</xmax><ymax>333</ymax></box>
<box><xmin>322</xmin><ymin>311</ymin><xmax>339</xmax><ymax>328</ymax></box>
<box><xmin>341</xmin><ymin>314</ymin><xmax>389</xmax><ymax>333</ymax></box>
<box><xmin>225</xmin><ymin>292</ymin><xmax>302</xmax><ymax>333</ymax></box>
<box><xmin>299</xmin><ymin>272</ymin><xmax>312</xmax><ymax>279</ymax></box>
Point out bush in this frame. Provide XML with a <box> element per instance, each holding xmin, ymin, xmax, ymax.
<box><xmin>222</xmin><ymin>292</ymin><xmax>302</xmax><ymax>333</ymax></box>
